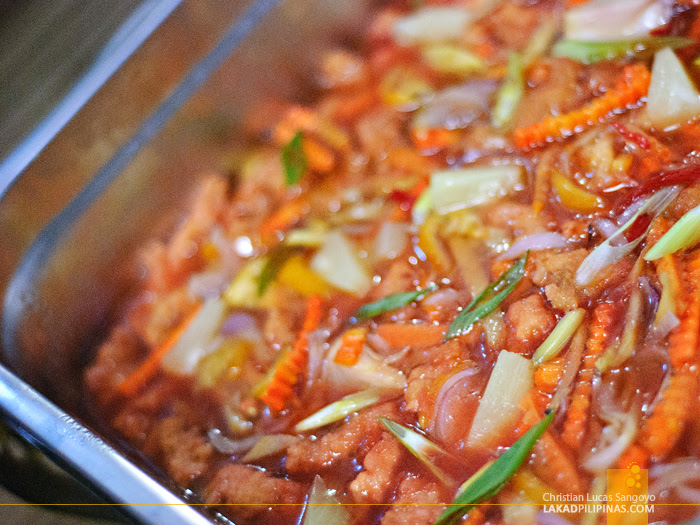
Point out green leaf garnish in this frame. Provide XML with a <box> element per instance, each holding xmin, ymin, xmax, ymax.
<box><xmin>281</xmin><ymin>131</ymin><xmax>307</xmax><ymax>186</ymax></box>
<box><xmin>444</xmin><ymin>251</ymin><xmax>528</xmax><ymax>341</ymax></box>
<box><xmin>257</xmin><ymin>245</ymin><xmax>302</xmax><ymax>296</ymax></box>
<box><xmin>433</xmin><ymin>410</ymin><xmax>554</xmax><ymax>525</ymax></box>
<box><xmin>355</xmin><ymin>284</ymin><xmax>438</xmax><ymax>320</ymax></box>
<box><xmin>379</xmin><ymin>417</ymin><xmax>457</xmax><ymax>486</ymax></box>
<box><xmin>552</xmin><ymin>37</ymin><xmax>693</xmax><ymax>64</ymax></box>
<box><xmin>295</xmin><ymin>388</ymin><xmax>386</xmax><ymax>432</ymax></box>
<box><xmin>645</xmin><ymin>202</ymin><xmax>700</xmax><ymax>260</ymax></box>
<box><xmin>491</xmin><ymin>52</ymin><xmax>524</xmax><ymax>129</ymax></box>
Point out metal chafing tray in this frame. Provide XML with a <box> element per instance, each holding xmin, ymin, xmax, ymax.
<box><xmin>0</xmin><ymin>0</ymin><xmax>372</xmax><ymax>523</ymax></box>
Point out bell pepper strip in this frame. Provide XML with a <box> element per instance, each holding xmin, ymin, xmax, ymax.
<box><xmin>334</xmin><ymin>328</ymin><xmax>368</xmax><ymax>366</ymax></box>
<box><xmin>551</xmin><ymin>172</ymin><xmax>604</xmax><ymax>213</ymax></box>
<box><xmin>118</xmin><ymin>303</ymin><xmax>203</xmax><ymax>396</ymax></box>
<box><xmin>514</xmin><ymin>64</ymin><xmax>651</xmax><ymax>150</ymax></box>
<box><xmin>258</xmin><ymin>295</ymin><xmax>323</xmax><ymax>411</ymax></box>
<box><xmin>614</xmin><ymin>164</ymin><xmax>700</xmax><ymax>214</ymax></box>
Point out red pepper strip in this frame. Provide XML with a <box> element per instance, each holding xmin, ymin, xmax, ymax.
<box><xmin>614</xmin><ymin>165</ymin><xmax>700</xmax><ymax>214</ymax></box>
<box><xmin>611</xmin><ymin>122</ymin><xmax>650</xmax><ymax>151</ymax></box>
<box><xmin>388</xmin><ymin>176</ymin><xmax>429</xmax><ymax>212</ymax></box>
<box><xmin>625</xmin><ymin>214</ymin><xmax>652</xmax><ymax>242</ymax></box>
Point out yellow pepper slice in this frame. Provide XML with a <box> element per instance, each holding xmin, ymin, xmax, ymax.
<box><xmin>277</xmin><ymin>255</ymin><xmax>331</xmax><ymax>297</ymax></box>
<box><xmin>552</xmin><ymin>172</ymin><xmax>603</xmax><ymax>213</ymax></box>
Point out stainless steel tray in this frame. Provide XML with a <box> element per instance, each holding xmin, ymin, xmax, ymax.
<box><xmin>0</xmin><ymin>0</ymin><xmax>373</xmax><ymax>523</ymax></box>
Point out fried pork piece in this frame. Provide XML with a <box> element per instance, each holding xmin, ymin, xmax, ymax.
<box><xmin>350</xmin><ymin>432</ymin><xmax>404</xmax><ymax>504</ymax></box>
<box><xmin>145</xmin><ymin>415</ymin><xmax>213</xmax><ymax>486</ymax></box>
<box><xmin>380</xmin><ymin>473</ymin><xmax>448</xmax><ymax>525</ymax></box>
<box><xmin>529</xmin><ymin>248</ymin><xmax>589</xmax><ymax>311</ymax></box>
<box><xmin>506</xmin><ymin>293</ymin><xmax>557</xmax><ymax>357</ymax></box>
<box><xmin>205</xmin><ymin>464</ymin><xmax>305</xmax><ymax>523</ymax></box>
<box><xmin>286</xmin><ymin>402</ymin><xmax>401</xmax><ymax>473</ymax></box>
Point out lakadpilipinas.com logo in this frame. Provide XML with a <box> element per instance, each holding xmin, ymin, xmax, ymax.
<box><xmin>542</xmin><ymin>465</ymin><xmax>655</xmax><ymax>525</ymax></box>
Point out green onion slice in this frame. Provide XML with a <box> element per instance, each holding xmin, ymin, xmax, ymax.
<box><xmin>434</xmin><ymin>410</ymin><xmax>554</xmax><ymax>525</ymax></box>
<box><xmin>257</xmin><ymin>245</ymin><xmax>302</xmax><ymax>296</ymax></box>
<box><xmin>552</xmin><ymin>37</ymin><xmax>693</xmax><ymax>64</ymax></box>
<box><xmin>491</xmin><ymin>52</ymin><xmax>524</xmax><ymax>129</ymax></box>
<box><xmin>532</xmin><ymin>308</ymin><xmax>585</xmax><ymax>367</ymax></box>
<box><xmin>282</xmin><ymin>131</ymin><xmax>307</xmax><ymax>186</ymax></box>
<box><xmin>645</xmin><ymin>202</ymin><xmax>700</xmax><ymax>260</ymax></box>
<box><xmin>355</xmin><ymin>284</ymin><xmax>438</xmax><ymax>320</ymax></box>
<box><xmin>295</xmin><ymin>388</ymin><xmax>387</xmax><ymax>432</ymax></box>
<box><xmin>445</xmin><ymin>251</ymin><xmax>528</xmax><ymax>341</ymax></box>
<box><xmin>379</xmin><ymin>417</ymin><xmax>457</xmax><ymax>486</ymax></box>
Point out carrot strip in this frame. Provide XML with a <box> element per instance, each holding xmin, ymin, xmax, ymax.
<box><xmin>374</xmin><ymin>323</ymin><xmax>446</xmax><ymax>350</ymax></box>
<box><xmin>302</xmin><ymin>136</ymin><xmax>336</xmax><ymax>173</ymax></box>
<box><xmin>334</xmin><ymin>328</ymin><xmax>367</xmax><ymax>366</ymax></box>
<box><xmin>514</xmin><ymin>64</ymin><xmax>651</xmax><ymax>149</ymax></box>
<box><xmin>667</xmin><ymin>249</ymin><xmax>700</xmax><ymax>369</ymax></box>
<box><xmin>463</xmin><ymin>507</ymin><xmax>486</xmax><ymax>525</ymax></box>
<box><xmin>259</xmin><ymin>198</ymin><xmax>309</xmax><ymax>241</ymax></box>
<box><xmin>561</xmin><ymin>302</ymin><xmax>617</xmax><ymax>450</ymax></box>
<box><xmin>259</xmin><ymin>295</ymin><xmax>323</xmax><ymax>411</ymax></box>
<box><xmin>118</xmin><ymin>303</ymin><xmax>203</xmax><ymax>396</ymax></box>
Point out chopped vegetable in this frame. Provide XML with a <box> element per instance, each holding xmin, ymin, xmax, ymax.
<box><xmin>258</xmin><ymin>295</ymin><xmax>323</xmax><ymax>411</ymax></box>
<box><xmin>491</xmin><ymin>52</ymin><xmax>524</xmax><ymax>129</ymax></box>
<box><xmin>422</xmin><ymin>45</ymin><xmax>485</xmax><ymax>76</ymax></box>
<box><xmin>562</xmin><ymin>302</ymin><xmax>617</xmax><ymax>449</ymax></box>
<box><xmin>378</xmin><ymin>417</ymin><xmax>456</xmax><ymax>485</ymax></box>
<box><xmin>552</xmin><ymin>172</ymin><xmax>603</xmax><ymax>212</ymax></box>
<box><xmin>195</xmin><ymin>339</ymin><xmax>252</xmax><ymax>388</ymax></box>
<box><xmin>374</xmin><ymin>322</ymin><xmax>446</xmax><ymax>349</ymax></box>
<box><xmin>277</xmin><ymin>255</ymin><xmax>332</xmax><ymax>297</ymax></box>
<box><xmin>285</xmin><ymin>222</ymin><xmax>328</xmax><ymax>247</ymax></box>
<box><xmin>434</xmin><ymin>411</ymin><xmax>554</xmax><ymax>525</ymax></box>
<box><xmin>532</xmin><ymin>309</ymin><xmax>586</xmax><ymax>367</ymax></box>
<box><xmin>514</xmin><ymin>64</ymin><xmax>651</xmax><ymax>149</ymax></box>
<box><xmin>355</xmin><ymin>284</ymin><xmax>437</xmax><ymax>320</ymax></box>
<box><xmin>333</xmin><ymin>328</ymin><xmax>367</xmax><ymax>366</ymax></box>
<box><xmin>310</xmin><ymin>230</ymin><xmax>371</xmax><ymax>296</ymax></box>
<box><xmin>467</xmin><ymin>350</ymin><xmax>534</xmax><ymax>449</ymax></box>
<box><xmin>119</xmin><ymin>302</ymin><xmax>204</xmax><ymax>395</ymax></box>
<box><xmin>564</xmin><ymin>0</ymin><xmax>673</xmax><ymax>42</ymax></box>
<box><xmin>242</xmin><ymin>434</ymin><xmax>300</xmax><ymax>462</ymax></box>
<box><xmin>521</xmin><ymin>18</ymin><xmax>558</xmax><ymax>68</ymax></box>
<box><xmin>575</xmin><ymin>186</ymin><xmax>680</xmax><ymax>285</ymax></box>
<box><xmin>161</xmin><ymin>298</ymin><xmax>226</xmax><ymax>375</ymax></box>
<box><xmin>645</xmin><ymin>203</ymin><xmax>700</xmax><ymax>260</ymax></box>
<box><xmin>374</xmin><ymin>222</ymin><xmax>409</xmax><ymax>260</ymax></box>
<box><xmin>295</xmin><ymin>388</ymin><xmax>386</xmax><ymax>432</ymax></box>
<box><xmin>224</xmin><ymin>258</ymin><xmax>272</xmax><ymax>308</ymax></box>
<box><xmin>380</xmin><ymin>67</ymin><xmax>433</xmax><ymax>110</ymax></box>
<box><xmin>647</xmin><ymin>47</ymin><xmax>700</xmax><ymax>129</ymax></box>
<box><xmin>552</xmin><ymin>37</ymin><xmax>692</xmax><ymax>64</ymax></box>
<box><xmin>445</xmin><ymin>251</ymin><xmax>528</xmax><ymax>341</ymax></box>
<box><xmin>282</xmin><ymin>131</ymin><xmax>307</xmax><ymax>186</ymax></box>
<box><xmin>258</xmin><ymin>245</ymin><xmax>303</xmax><ymax>296</ymax></box>
<box><xmin>412</xmin><ymin>186</ymin><xmax>433</xmax><ymax>226</ymax></box>
<box><xmin>302</xmin><ymin>475</ymin><xmax>351</xmax><ymax>525</ymax></box>
<box><xmin>430</xmin><ymin>165</ymin><xmax>524</xmax><ymax>214</ymax></box>
<box><xmin>393</xmin><ymin>7</ymin><xmax>473</xmax><ymax>45</ymax></box>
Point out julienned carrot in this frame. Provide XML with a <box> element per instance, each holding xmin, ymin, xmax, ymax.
<box><xmin>533</xmin><ymin>358</ymin><xmax>565</xmax><ymax>412</ymax></box>
<box><xmin>119</xmin><ymin>303</ymin><xmax>203</xmax><ymax>396</ymax></box>
<box><xmin>667</xmin><ymin>249</ymin><xmax>700</xmax><ymax>369</ymax></box>
<box><xmin>518</xmin><ymin>394</ymin><xmax>583</xmax><ymax>494</ymax></box>
<box><xmin>561</xmin><ymin>302</ymin><xmax>617</xmax><ymax>450</ymax></box>
<box><xmin>374</xmin><ymin>322</ymin><xmax>446</xmax><ymax>350</ymax></box>
<box><xmin>334</xmin><ymin>328</ymin><xmax>367</xmax><ymax>366</ymax></box>
<box><xmin>259</xmin><ymin>295</ymin><xmax>323</xmax><ymax>411</ymax></box>
<box><xmin>259</xmin><ymin>198</ymin><xmax>309</xmax><ymax>241</ymax></box>
<box><xmin>514</xmin><ymin>64</ymin><xmax>651</xmax><ymax>149</ymax></box>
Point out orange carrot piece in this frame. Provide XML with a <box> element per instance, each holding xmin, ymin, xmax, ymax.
<box><xmin>334</xmin><ymin>328</ymin><xmax>367</xmax><ymax>366</ymax></box>
<box><xmin>259</xmin><ymin>295</ymin><xmax>323</xmax><ymax>411</ymax></box>
<box><xmin>302</xmin><ymin>136</ymin><xmax>335</xmax><ymax>173</ymax></box>
<box><xmin>463</xmin><ymin>507</ymin><xmax>486</xmax><ymax>525</ymax></box>
<box><xmin>535</xmin><ymin>359</ymin><xmax>565</xmax><ymax>392</ymax></box>
<box><xmin>514</xmin><ymin>64</ymin><xmax>651</xmax><ymax>149</ymax></box>
<box><xmin>374</xmin><ymin>323</ymin><xmax>446</xmax><ymax>350</ymax></box>
<box><xmin>411</xmin><ymin>127</ymin><xmax>459</xmax><ymax>151</ymax></box>
<box><xmin>667</xmin><ymin>249</ymin><xmax>700</xmax><ymax>369</ymax></box>
<box><xmin>561</xmin><ymin>302</ymin><xmax>617</xmax><ymax>450</ymax></box>
<box><xmin>118</xmin><ymin>303</ymin><xmax>203</xmax><ymax>396</ymax></box>
<box><xmin>259</xmin><ymin>198</ymin><xmax>309</xmax><ymax>241</ymax></box>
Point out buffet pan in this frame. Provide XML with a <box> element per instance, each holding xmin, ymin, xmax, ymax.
<box><xmin>0</xmin><ymin>0</ymin><xmax>373</xmax><ymax>522</ymax></box>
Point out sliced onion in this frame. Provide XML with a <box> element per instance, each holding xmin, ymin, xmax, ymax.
<box><xmin>295</xmin><ymin>388</ymin><xmax>386</xmax><ymax>432</ymax></box>
<box><xmin>676</xmin><ymin>486</ymin><xmax>700</xmax><ymax>503</ymax></box>
<box><xmin>647</xmin><ymin>47</ymin><xmax>700</xmax><ymax>130</ymax></box>
<box><xmin>242</xmin><ymin>434</ymin><xmax>300</xmax><ymax>462</ymax></box>
<box><xmin>306</xmin><ymin>329</ymin><xmax>329</xmax><ymax>385</ymax></box>
<box><xmin>652</xmin><ymin>310</ymin><xmax>680</xmax><ymax>339</ymax></box>
<box><xmin>188</xmin><ymin>270</ymin><xmax>230</xmax><ymax>298</ymax></box>
<box><xmin>220</xmin><ymin>313</ymin><xmax>259</xmax><ymax>338</ymax></box>
<box><xmin>413</xmin><ymin>81</ymin><xmax>496</xmax><ymax>131</ymax></box>
<box><xmin>208</xmin><ymin>428</ymin><xmax>260</xmax><ymax>455</ymax></box>
<box><xmin>311</xmin><ymin>230</ymin><xmax>371</xmax><ymax>296</ymax></box>
<box><xmin>324</xmin><ymin>340</ymin><xmax>407</xmax><ymax>394</ymax></box>
<box><xmin>593</xmin><ymin>218</ymin><xmax>618</xmax><ymax>239</ymax></box>
<box><xmin>565</xmin><ymin>0</ymin><xmax>673</xmax><ymax>41</ymax></box>
<box><xmin>536</xmin><ymin>511</ymin><xmax>575</xmax><ymax>525</ymax></box>
<box><xmin>432</xmin><ymin>367</ymin><xmax>479</xmax><ymax>442</ymax></box>
<box><xmin>393</xmin><ymin>7</ymin><xmax>473</xmax><ymax>45</ymax></box>
<box><xmin>584</xmin><ymin>411</ymin><xmax>636</xmax><ymax>472</ymax></box>
<box><xmin>650</xmin><ymin>459</ymin><xmax>700</xmax><ymax>498</ymax></box>
<box><xmin>498</xmin><ymin>232</ymin><xmax>568</xmax><ymax>261</ymax></box>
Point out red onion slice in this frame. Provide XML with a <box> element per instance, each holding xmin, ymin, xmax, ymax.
<box><xmin>498</xmin><ymin>232</ymin><xmax>568</xmax><ymax>260</ymax></box>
